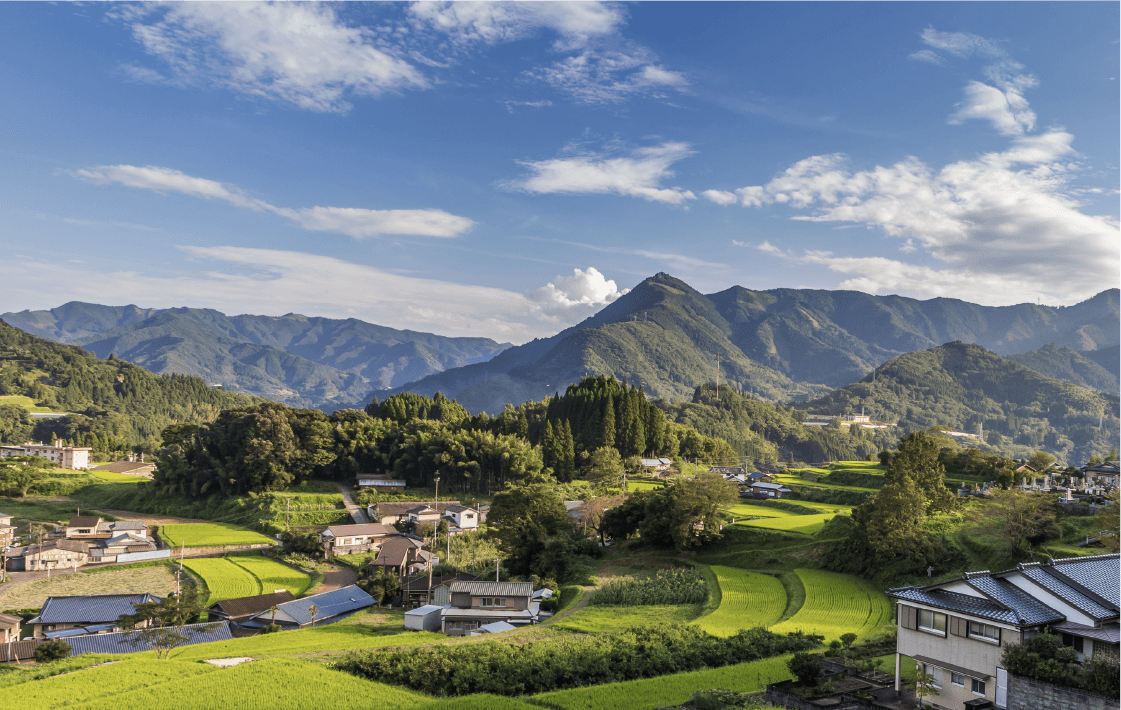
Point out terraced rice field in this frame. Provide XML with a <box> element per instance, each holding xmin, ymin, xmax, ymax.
<box><xmin>531</xmin><ymin>655</ymin><xmax>795</xmax><ymax>710</ymax></box>
<box><xmin>552</xmin><ymin>604</ymin><xmax>701</xmax><ymax>634</ymax></box>
<box><xmin>726</xmin><ymin>503</ymin><xmax>797</xmax><ymax>518</ymax></box>
<box><xmin>228</xmin><ymin>554</ymin><xmax>314</xmax><ymax>596</ymax></box>
<box><xmin>89</xmin><ymin>470</ymin><xmax>146</xmax><ymax>482</ymax></box>
<box><xmin>773</xmin><ymin>474</ymin><xmax>877</xmax><ymax>492</ymax></box>
<box><xmin>769</xmin><ymin>569</ymin><xmax>892</xmax><ymax>642</ymax></box>
<box><xmin>7</xmin><ymin>659</ymin><xmax>214</xmax><ymax>710</ymax></box>
<box><xmin>183</xmin><ymin>558</ymin><xmax>261</xmax><ymax>603</ymax></box>
<box><xmin>160</xmin><ymin>523</ymin><xmax>276</xmax><ymax>548</ymax></box>
<box><xmin>170</xmin><ymin>624</ymin><xmax>442</xmax><ymax>661</ymax></box>
<box><xmin>694</xmin><ymin>567</ymin><xmax>786</xmax><ymax>637</ymax></box>
<box><xmin>735</xmin><ymin>513</ymin><xmax>838</xmax><ymax>535</ymax></box>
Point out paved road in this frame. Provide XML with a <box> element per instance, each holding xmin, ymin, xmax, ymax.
<box><xmin>335</xmin><ymin>483</ymin><xmax>369</xmax><ymax>524</ymax></box>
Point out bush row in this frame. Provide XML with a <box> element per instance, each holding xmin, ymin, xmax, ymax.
<box><xmin>592</xmin><ymin>568</ymin><xmax>708</xmax><ymax>606</ymax></box>
<box><xmin>334</xmin><ymin>623</ymin><xmax>820</xmax><ymax>697</ymax></box>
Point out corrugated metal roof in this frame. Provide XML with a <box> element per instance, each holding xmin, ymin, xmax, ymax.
<box><xmin>37</xmin><ymin>594</ymin><xmax>160</xmax><ymax>624</ymax></box>
<box><xmin>478</xmin><ymin>621</ymin><xmax>516</xmax><ymax>633</ymax></box>
<box><xmin>405</xmin><ymin>605</ymin><xmax>445</xmax><ymax>616</ymax></box>
<box><xmin>263</xmin><ymin>585</ymin><xmax>373</xmax><ymax>626</ymax></box>
<box><xmin>65</xmin><ymin>622</ymin><xmax>233</xmax><ymax>656</ymax></box>
<box><xmin>441</xmin><ymin>608</ymin><xmax>536</xmax><ymax>619</ymax></box>
<box><xmin>448</xmin><ymin>581</ymin><xmax>533</xmax><ymax>597</ymax></box>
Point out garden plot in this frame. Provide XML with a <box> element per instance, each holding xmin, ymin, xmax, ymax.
<box><xmin>0</xmin><ymin>565</ymin><xmax>178</xmax><ymax>610</ymax></box>
<box><xmin>769</xmin><ymin>569</ymin><xmax>892</xmax><ymax>642</ymax></box>
<box><xmin>694</xmin><ymin>567</ymin><xmax>786</xmax><ymax>637</ymax></box>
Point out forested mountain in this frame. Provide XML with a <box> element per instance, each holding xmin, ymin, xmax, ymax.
<box><xmin>382</xmin><ymin>273</ymin><xmax>1119</xmax><ymax>414</ymax></box>
<box><xmin>804</xmin><ymin>341</ymin><xmax>1119</xmax><ymax>464</ymax></box>
<box><xmin>2</xmin><ymin>302</ymin><xmax>510</xmax><ymax>410</ymax></box>
<box><xmin>0</xmin><ymin>319</ymin><xmax>260</xmax><ymax>451</ymax></box>
<box><xmin>1008</xmin><ymin>344</ymin><xmax>1119</xmax><ymax>395</ymax></box>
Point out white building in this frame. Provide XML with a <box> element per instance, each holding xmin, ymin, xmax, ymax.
<box><xmin>0</xmin><ymin>441</ymin><xmax>91</xmax><ymax>469</ymax></box>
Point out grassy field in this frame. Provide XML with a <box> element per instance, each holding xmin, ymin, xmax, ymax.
<box><xmin>773</xmin><ymin>474</ymin><xmax>877</xmax><ymax>493</ymax></box>
<box><xmin>6</xmin><ymin>659</ymin><xmax>214</xmax><ymax>710</ymax></box>
<box><xmin>735</xmin><ymin>512</ymin><xmax>839</xmax><ymax>535</ymax></box>
<box><xmin>551</xmin><ymin>603</ymin><xmax>702</xmax><ymax>634</ymax></box>
<box><xmin>0</xmin><ymin>564</ymin><xmax>178</xmax><ymax>610</ymax></box>
<box><xmin>626</xmin><ymin>481</ymin><xmax>666</xmax><ymax>493</ymax></box>
<box><xmin>182</xmin><ymin>555</ymin><xmax>312</xmax><ymax>604</ymax></box>
<box><xmin>0</xmin><ymin>395</ymin><xmax>68</xmax><ymax>414</ymax></box>
<box><xmin>530</xmin><ymin>655</ymin><xmax>795</xmax><ymax>710</ymax></box>
<box><xmin>170</xmin><ymin>621</ymin><xmax>441</xmax><ymax>661</ymax></box>
<box><xmin>87</xmin><ymin>470</ymin><xmax>146</xmax><ymax>483</ymax></box>
<box><xmin>693</xmin><ymin>567</ymin><xmax>786</xmax><ymax>637</ymax></box>
<box><xmin>769</xmin><ymin>569</ymin><xmax>893</xmax><ymax>643</ymax></box>
<box><xmin>725</xmin><ymin>502</ymin><xmax>797</xmax><ymax>518</ymax></box>
<box><xmin>160</xmin><ymin>523</ymin><xmax>276</xmax><ymax>548</ymax></box>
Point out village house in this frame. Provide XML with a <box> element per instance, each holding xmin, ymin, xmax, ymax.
<box><xmin>640</xmin><ymin>457</ymin><xmax>673</xmax><ymax>472</ymax></box>
<box><xmin>86</xmin><ymin>531</ymin><xmax>158</xmax><ymax>564</ymax></box>
<box><xmin>367</xmin><ymin>500</ymin><xmax>461</xmax><ymax>526</ymax></box>
<box><xmin>318</xmin><ymin>522</ymin><xmax>396</xmax><ymax>556</ymax></box>
<box><xmin>443</xmin><ymin>504</ymin><xmax>479</xmax><ymax>532</ymax></box>
<box><xmin>749</xmin><ymin>481</ymin><xmax>793</xmax><ymax>499</ymax></box>
<box><xmin>0</xmin><ymin>511</ymin><xmax>15</xmax><ymax>548</ymax></box>
<box><xmin>0</xmin><ymin>613</ymin><xmax>21</xmax><ymax>643</ymax></box>
<box><xmin>400</xmin><ymin>571</ymin><xmax>479</xmax><ymax>608</ymax></box>
<box><xmin>406</xmin><ymin>505</ymin><xmax>444</xmax><ymax>529</ymax></box>
<box><xmin>54</xmin><ymin>516</ymin><xmax>150</xmax><ymax>541</ymax></box>
<box><xmin>355</xmin><ymin>473</ymin><xmax>407</xmax><ymax>491</ymax></box>
<box><xmin>241</xmin><ymin>585</ymin><xmax>374</xmax><ymax>631</ymax></box>
<box><xmin>207</xmin><ymin>590</ymin><xmax>296</xmax><ymax>626</ymax></box>
<box><xmin>4</xmin><ymin>539</ymin><xmax>90</xmax><ymax>571</ymax></box>
<box><xmin>0</xmin><ymin>441</ymin><xmax>92</xmax><ymax>469</ymax></box>
<box><xmin>367</xmin><ymin>536</ymin><xmax>434</xmax><ymax>577</ymax></box>
<box><xmin>27</xmin><ymin>593</ymin><xmax>161</xmax><ymax>639</ymax></box>
<box><xmin>887</xmin><ymin>553</ymin><xmax>1119</xmax><ymax>710</ymax></box>
<box><xmin>440</xmin><ymin>581</ymin><xmax>541</xmax><ymax>636</ymax></box>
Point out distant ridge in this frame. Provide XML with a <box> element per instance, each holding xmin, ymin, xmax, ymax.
<box><xmin>379</xmin><ymin>274</ymin><xmax>1118</xmax><ymax>414</ymax></box>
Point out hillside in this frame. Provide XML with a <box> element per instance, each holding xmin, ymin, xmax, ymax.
<box><xmin>2</xmin><ymin>302</ymin><xmax>510</xmax><ymax>410</ymax></box>
<box><xmin>1007</xmin><ymin>344</ymin><xmax>1119</xmax><ymax>395</ymax></box>
<box><xmin>804</xmin><ymin>341</ymin><xmax>1120</xmax><ymax>463</ymax></box>
<box><xmin>382</xmin><ymin>274</ymin><xmax>1119</xmax><ymax>414</ymax></box>
<box><xmin>0</xmin><ymin>318</ymin><xmax>260</xmax><ymax>449</ymax></box>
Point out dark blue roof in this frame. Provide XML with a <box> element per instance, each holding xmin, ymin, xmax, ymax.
<box><xmin>35</xmin><ymin>594</ymin><xmax>160</xmax><ymax>625</ymax></box>
<box><xmin>888</xmin><ymin>587</ymin><xmax>1024</xmax><ymax>625</ymax></box>
<box><xmin>261</xmin><ymin>584</ymin><xmax>373</xmax><ymax>626</ymax></box>
<box><xmin>64</xmin><ymin>622</ymin><xmax>233</xmax><ymax>656</ymax></box>
<box><xmin>966</xmin><ymin>576</ymin><xmax>1065</xmax><ymax>625</ymax></box>
<box><xmin>1046</xmin><ymin>555</ymin><xmax>1120</xmax><ymax>610</ymax></box>
<box><xmin>1015</xmin><ymin>565</ymin><xmax>1116</xmax><ymax>621</ymax></box>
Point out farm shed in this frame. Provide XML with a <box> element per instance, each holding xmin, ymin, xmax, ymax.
<box><xmin>242</xmin><ymin>584</ymin><xmax>374</xmax><ymax>630</ymax></box>
<box><xmin>28</xmin><ymin>593</ymin><xmax>161</xmax><ymax>639</ymax></box>
<box><xmin>404</xmin><ymin>604</ymin><xmax>445</xmax><ymax>631</ymax></box>
<box><xmin>472</xmin><ymin>621</ymin><xmax>517</xmax><ymax>635</ymax></box>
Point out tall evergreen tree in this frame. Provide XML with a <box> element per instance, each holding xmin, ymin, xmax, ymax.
<box><xmin>598</xmin><ymin>394</ymin><xmax>616</xmax><ymax>449</ymax></box>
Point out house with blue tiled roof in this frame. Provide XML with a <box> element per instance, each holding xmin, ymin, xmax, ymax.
<box><xmin>28</xmin><ymin>593</ymin><xmax>161</xmax><ymax>639</ymax></box>
<box><xmin>886</xmin><ymin>553</ymin><xmax>1119</xmax><ymax>709</ymax></box>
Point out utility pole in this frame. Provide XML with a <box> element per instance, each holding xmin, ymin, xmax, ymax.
<box><xmin>716</xmin><ymin>352</ymin><xmax>720</xmax><ymax>399</ymax></box>
<box><xmin>496</xmin><ymin>559</ymin><xmax>500</xmax><ymax>583</ymax></box>
<box><xmin>177</xmin><ymin>541</ymin><xmax>184</xmax><ymax>595</ymax></box>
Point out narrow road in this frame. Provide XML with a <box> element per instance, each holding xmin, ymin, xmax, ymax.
<box><xmin>335</xmin><ymin>483</ymin><xmax>369</xmax><ymax>524</ymax></box>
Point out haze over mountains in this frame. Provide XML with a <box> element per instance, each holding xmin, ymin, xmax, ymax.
<box><xmin>2</xmin><ymin>303</ymin><xmax>510</xmax><ymax>410</ymax></box>
<box><xmin>4</xmin><ymin>276</ymin><xmax>1117</xmax><ymax>415</ymax></box>
<box><xmin>381</xmin><ymin>274</ymin><xmax>1119</xmax><ymax>414</ymax></box>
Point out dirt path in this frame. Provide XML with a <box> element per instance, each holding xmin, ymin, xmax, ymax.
<box><xmin>95</xmin><ymin>510</ymin><xmax>207</xmax><ymax>525</ymax></box>
<box><xmin>333</xmin><ymin>484</ymin><xmax>368</xmax><ymax>525</ymax></box>
<box><xmin>314</xmin><ymin>565</ymin><xmax>358</xmax><ymax>593</ymax></box>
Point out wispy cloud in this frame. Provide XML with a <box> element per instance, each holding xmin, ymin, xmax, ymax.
<box><xmin>705</xmin><ymin>131</ymin><xmax>1119</xmax><ymax>305</ymax></box>
<box><xmin>121</xmin><ymin>3</ymin><xmax>427</xmax><ymax>113</ymax></box>
<box><xmin>0</xmin><ymin>247</ymin><xmax>622</xmax><ymax>343</ymax></box>
<box><xmin>506</xmin><ymin>142</ymin><xmax>696</xmax><ymax>204</ymax></box>
<box><xmin>532</xmin><ymin>46</ymin><xmax>689</xmax><ymax>104</ymax></box>
<box><xmin>72</xmin><ymin>165</ymin><xmax>475</xmax><ymax>239</ymax></box>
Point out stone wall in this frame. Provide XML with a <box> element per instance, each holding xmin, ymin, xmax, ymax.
<box><xmin>1008</xmin><ymin>674</ymin><xmax>1119</xmax><ymax>710</ymax></box>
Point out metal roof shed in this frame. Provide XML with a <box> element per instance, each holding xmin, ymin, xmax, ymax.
<box><xmin>404</xmin><ymin>604</ymin><xmax>445</xmax><ymax>632</ymax></box>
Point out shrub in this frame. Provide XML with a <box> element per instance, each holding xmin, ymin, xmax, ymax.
<box><xmin>34</xmin><ymin>639</ymin><xmax>72</xmax><ymax>663</ymax></box>
<box><xmin>592</xmin><ymin>567</ymin><xmax>708</xmax><ymax>606</ymax></box>
<box><xmin>787</xmin><ymin>652</ymin><xmax>823</xmax><ymax>686</ymax></box>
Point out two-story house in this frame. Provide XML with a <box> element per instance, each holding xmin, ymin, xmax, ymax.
<box><xmin>0</xmin><ymin>512</ymin><xmax>15</xmax><ymax>548</ymax></box>
<box><xmin>367</xmin><ymin>501</ymin><xmax>462</xmax><ymax>526</ymax></box>
<box><xmin>318</xmin><ymin>523</ymin><xmax>395</xmax><ymax>556</ymax></box>
<box><xmin>439</xmin><ymin>581</ymin><xmax>541</xmax><ymax>636</ymax></box>
<box><xmin>443</xmin><ymin>505</ymin><xmax>478</xmax><ymax>533</ymax></box>
<box><xmin>367</xmin><ymin>536</ymin><xmax>433</xmax><ymax>577</ymax></box>
<box><xmin>4</xmin><ymin>539</ymin><xmax>90</xmax><ymax>571</ymax></box>
<box><xmin>887</xmin><ymin>553</ymin><xmax>1119</xmax><ymax>709</ymax></box>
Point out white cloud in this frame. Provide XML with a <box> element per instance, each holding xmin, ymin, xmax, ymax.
<box><xmin>407</xmin><ymin>2</ymin><xmax>624</xmax><ymax>50</ymax></box>
<box><xmin>949</xmin><ymin>80</ymin><xmax>1035</xmax><ymax>135</ymax></box>
<box><xmin>533</xmin><ymin>46</ymin><xmax>688</xmax><ymax>104</ymax></box>
<box><xmin>920</xmin><ymin>28</ymin><xmax>1004</xmax><ymax>58</ymax></box>
<box><xmin>72</xmin><ymin>164</ymin><xmax>474</xmax><ymax>239</ymax></box>
<box><xmin>755</xmin><ymin>241</ymin><xmax>789</xmax><ymax>257</ymax></box>
<box><xmin>506</xmin><ymin>142</ymin><xmax>696</xmax><ymax>204</ymax></box>
<box><xmin>907</xmin><ymin>49</ymin><xmax>944</xmax><ymax>65</ymax></box>
<box><xmin>702</xmin><ymin>189</ymin><xmax>738</xmax><ymax>206</ymax></box>
<box><xmin>0</xmin><ymin>248</ymin><xmax>623</xmax><ymax>343</ymax></box>
<box><xmin>706</xmin><ymin>130</ymin><xmax>1120</xmax><ymax>305</ymax></box>
<box><xmin>527</xmin><ymin>267</ymin><xmax>629</xmax><ymax>320</ymax></box>
<box><xmin>124</xmin><ymin>3</ymin><xmax>427</xmax><ymax>113</ymax></box>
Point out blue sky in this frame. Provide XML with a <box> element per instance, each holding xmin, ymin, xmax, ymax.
<box><xmin>1</xmin><ymin>2</ymin><xmax>1117</xmax><ymax>344</ymax></box>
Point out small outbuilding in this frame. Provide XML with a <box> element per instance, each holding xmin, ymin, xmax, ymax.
<box><xmin>404</xmin><ymin>604</ymin><xmax>445</xmax><ymax>632</ymax></box>
<box><xmin>471</xmin><ymin>620</ymin><xmax>517</xmax><ymax>635</ymax></box>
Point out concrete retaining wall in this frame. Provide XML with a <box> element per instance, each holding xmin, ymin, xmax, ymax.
<box><xmin>1008</xmin><ymin>674</ymin><xmax>1119</xmax><ymax>710</ymax></box>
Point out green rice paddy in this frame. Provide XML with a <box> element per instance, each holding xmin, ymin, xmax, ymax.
<box><xmin>182</xmin><ymin>554</ymin><xmax>312</xmax><ymax>604</ymax></box>
<box><xmin>693</xmin><ymin>567</ymin><xmax>786</xmax><ymax>637</ymax></box>
<box><xmin>160</xmin><ymin>523</ymin><xmax>276</xmax><ymax>548</ymax></box>
<box><xmin>769</xmin><ymin>569</ymin><xmax>893</xmax><ymax>642</ymax></box>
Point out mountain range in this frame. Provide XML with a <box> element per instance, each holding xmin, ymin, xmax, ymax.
<box><xmin>1</xmin><ymin>303</ymin><xmax>510</xmax><ymax>410</ymax></box>
<box><xmin>381</xmin><ymin>274</ymin><xmax>1119</xmax><ymax>414</ymax></box>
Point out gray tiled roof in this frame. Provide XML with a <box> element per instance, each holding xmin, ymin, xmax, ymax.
<box><xmin>448</xmin><ymin>581</ymin><xmax>533</xmax><ymax>597</ymax></box>
<box><xmin>262</xmin><ymin>584</ymin><xmax>373</xmax><ymax>626</ymax></box>
<box><xmin>1046</xmin><ymin>554</ymin><xmax>1120</xmax><ymax>609</ymax></box>
<box><xmin>65</xmin><ymin>622</ymin><xmax>233</xmax><ymax>656</ymax></box>
<box><xmin>888</xmin><ymin>587</ymin><xmax>1022</xmax><ymax>624</ymax></box>
<box><xmin>1051</xmin><ymin>621</ymin><xmax>1120</xmax><ymax>644</ymax></box>
<box><xmin>966</xmin><ymin>576</ymin><xmax>1065</xmax><ymax>625</ymax></box>
<box><xmin>1015</xmin><ymin>565</ymin><xmax>1116</xmax><ymax>621</ymax></box>
<box><xmin>36</xmin><ymin>594</ymin><xmax>160</xmax><ymax>624</ymax></box>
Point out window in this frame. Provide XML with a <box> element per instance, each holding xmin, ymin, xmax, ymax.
<box><xmin>968</xmin><ymin>621</ymin><xmax>1001</xmax><ymax>643</ymax></box>
<box><xmin>918</xmin><ymin>609</ymin><xmax>947</xmax><ymax>635</ymax></box>
<box><xmin>971</xmin><ymin>678</ymin><xmax>986</xmax><ymax>695</ymax></box>
<box><xmin>480</xmin><ymin>597</ymin><xmax>506</xmax><ymax>608</ymax></box>
<box><xmin>951</xmin><ymin>673</ymin><xmax>965</xmax><ymax>687</ymax></box>
<box><xmin>926</xmin><ymin>666</ymin><xmax>942</xmax><ymax>689</ymax></box>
